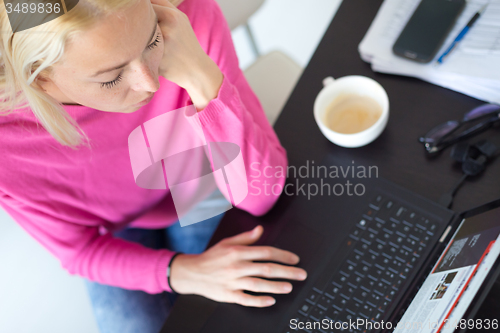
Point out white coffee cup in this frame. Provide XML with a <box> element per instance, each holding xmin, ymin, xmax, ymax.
<box><xmin>313</xmin><ymin>76</ymin><xmax>389</xmax><ymax>148</ymax></box>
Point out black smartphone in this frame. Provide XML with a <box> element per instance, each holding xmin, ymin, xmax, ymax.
<box><xmin>393</xmin><ymin>0</ymin><xmax>466</xmax><ymax>63</ymax></box>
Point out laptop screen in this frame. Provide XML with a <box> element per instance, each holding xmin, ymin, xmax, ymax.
<box><xmin>394</xmin><ymin>206</ymin><xmax>500</xmax><ymax>332</ymax></box>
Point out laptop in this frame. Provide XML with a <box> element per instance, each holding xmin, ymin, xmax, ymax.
<box><xmin>161</xmin><ymin>156</ymin><xmax>500</xmax><ymax>333</ymax></box>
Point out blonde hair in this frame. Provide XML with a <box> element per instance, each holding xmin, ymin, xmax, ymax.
<box><xmin>0</xmin><ymin>0</ymin><xmax>183</xmax><ymax>148</ymax></box>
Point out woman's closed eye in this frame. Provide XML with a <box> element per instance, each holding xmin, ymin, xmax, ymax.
<box><xmin>101</xmin><ymin>73</ymin><xmax>123</xmax><ymax>89</ymax></box>
<box><xmin>100</xmin><ymin>32</ymin><xmax>162</xmax><ymax>89</ymax></box>
<box><xmin>147</xmin><ymin>33</ymin><xmax>161</xmax><ymax>50</ymax></box>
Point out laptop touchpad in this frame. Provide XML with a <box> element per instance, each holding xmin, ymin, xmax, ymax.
<box><xmin>271</xmin><ymin>221</ymin><xmax>323</xmax><ymax>271</ymax></box>
<box><xmin>199</xmin><ymin>224</ymin><xmax>325</xmax><ymax>333</ymax></box>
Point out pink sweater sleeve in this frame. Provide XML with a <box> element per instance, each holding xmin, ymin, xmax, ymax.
<box><xmin>185</xmin><ymin>0</ymin><xmax>288</xmax><ymax>216</ymax></box>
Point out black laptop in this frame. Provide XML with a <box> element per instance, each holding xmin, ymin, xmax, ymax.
<box><xmin>161</xmin><ymin>157</ymin><xmax>500</xmax><ymax>333</ymax></box>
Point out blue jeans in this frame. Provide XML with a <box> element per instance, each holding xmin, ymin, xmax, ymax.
<box><xmin>84</xmin><ymin>213</ymin><xmax>224</xmax><ymax>333</ymax></box>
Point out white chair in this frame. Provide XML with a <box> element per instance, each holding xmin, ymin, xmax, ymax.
<box><xmin>216</xmin><ymin>0</ymin><xmax>303</xmax><ymax>126</ymax></box>
<box><xmin>215</xmin><ymin>0</ymin><xmax>265</xmax><ymax>57</ymax></box>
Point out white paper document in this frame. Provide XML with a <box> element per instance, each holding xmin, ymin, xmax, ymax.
<box><xmin>359</xmin><ymin>0</ymin><xmax>500</xmax><ymax>104</ymax></box>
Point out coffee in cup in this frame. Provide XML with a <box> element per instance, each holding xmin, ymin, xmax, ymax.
<box><xmin>314</xmin><ymin>76</ymin><xmax>389</xmax><ymax>148</ymax></box>
<box><xmin>324</xmin><ymin>93</ymin><xmax>383</xmax><ymax>134</ymax></box>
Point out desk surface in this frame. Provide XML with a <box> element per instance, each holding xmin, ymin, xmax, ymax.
<box><xmin>165</xmin><ymin>0</ymin><xmax>500</xmax><ymax>329</ymax></box>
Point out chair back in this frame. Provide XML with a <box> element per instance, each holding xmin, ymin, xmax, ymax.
<box><xmin>215</xmin><ymin>0</ymin><xmax>266</xmax><ymax>30</ymax></box>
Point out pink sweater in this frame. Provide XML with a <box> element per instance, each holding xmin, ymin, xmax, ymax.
<box><xmin>0</xmin><ymin>0</ymin><xmax>287</xmax><ymax>294</ymax></box>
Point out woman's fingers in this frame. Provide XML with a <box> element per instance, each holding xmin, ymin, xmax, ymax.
<box><xmin>237</xmin><ymin>245</ymin><xmax>300</xmax><ymax>265</ymax></box>
<box><xmin>151</xmin><ymin>3</ymin><xmax>176</xmax><ymax>23</ymax></box>
<box><xmin>236</xmin><ymin>277</ymin><xmax>293</xmax><ymax>294</ymax></box>
<box><xmin>219</xmin><ymin>225</ymin><xmax>263</xmax><ymax>246</ymax></box>
<box><xmin>168</xmin><ymin>0</ymin><xmax>185</xmax><ymax>7</ymax></box>
<box><xmin>151</xmin><ymin>0</ymin><xmax>181</xmax><ymax>25</ymax></box>
<box><xmin>150</xmin><ymin>0</ymin><xmax>176</xmax><ymax>8</ymax></box>
<box><xmin>230</xmin><ymin>291</ymin><xmax>276</xmax><ymax>308</ymax></box>
<box><xmin>240</xmin><ymin>262</ymin><xmax>307</xmax><ymax>281</ymax></box>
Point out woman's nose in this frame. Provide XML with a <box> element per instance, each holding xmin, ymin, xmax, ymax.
<box><xmin>130</xmin><ymin>61</ymin><xmax>160</xmax><ymax>92</ymax></box>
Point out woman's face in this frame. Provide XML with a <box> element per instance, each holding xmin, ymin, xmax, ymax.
<box><xmin>40</xmin><ymin>0</ymin><xmax>163</xmax><ymax>113</ymax></box>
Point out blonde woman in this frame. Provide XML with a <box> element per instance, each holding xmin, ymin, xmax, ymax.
<box><xmin>0</xmin><ymin>0</ymin><xmax>307</xmax><ymax>332</ymax></box>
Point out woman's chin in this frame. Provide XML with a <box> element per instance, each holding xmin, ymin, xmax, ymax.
<box><xmin>111</xmin><ymin>104</ymin><xmax>145</xmax><ymax>113</ymax></box>
<box><xmin>122</xmin><ymin>105</ymin><xmax>143</xmax><ymax>113</ymax></box>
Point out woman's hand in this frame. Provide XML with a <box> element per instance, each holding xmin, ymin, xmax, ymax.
<box><xmin>167</xmin><ymin>0</ymin><xmax>184</xmax><ymax>6</ymax></box>
<box><xmin>169</xmin><ymin>225</ymin><xmax>308</xmax><ymax>307</ymax></box>
<box><xmin>151</xmin><ymin>0</ymin><xmax>223</xmax><ymax>111</ymax></box>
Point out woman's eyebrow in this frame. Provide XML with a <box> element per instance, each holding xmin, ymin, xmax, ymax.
<box><xmin>90</xmin><ymin>12</ymin><xmax>159</xmax><ymax>78</ymax></box>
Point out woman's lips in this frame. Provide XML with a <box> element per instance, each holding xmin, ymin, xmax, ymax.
<box><xmin>134</xmin><ymin>94</ymin><xmax>154</xmax><ymax>107</ymax></box>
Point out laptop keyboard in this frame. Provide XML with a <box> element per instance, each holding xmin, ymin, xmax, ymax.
<box><xmin>282</xmin><ymin>194</ymin><xmax>439</xmax><ymax>333</ymax></box>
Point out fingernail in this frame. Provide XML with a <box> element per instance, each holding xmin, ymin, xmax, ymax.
<box><xmin>267</xmin><ymin>298</ymin><xmax>276</xmax><ymax>306</ymax></box>
<box><xmin>283</xmin><ymin>284</ymin><xmax>292</xmax><ymax>292</ymax></box>
<box><xmin>299</xmin><ymin>271</ymin><xmax>307</xmax><ymax>280</ymax></box>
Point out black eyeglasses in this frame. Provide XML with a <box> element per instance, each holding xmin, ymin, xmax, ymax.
<box><xmin>419</xmin><ymin>103</ymin><xmax>500</xmax><ymax>154</ymax></box>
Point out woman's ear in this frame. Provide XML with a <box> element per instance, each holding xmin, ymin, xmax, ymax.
<box><xmin>34</xmin><ymin>75</ymin><xmax>50</xmax><ymax>92</ymax></box>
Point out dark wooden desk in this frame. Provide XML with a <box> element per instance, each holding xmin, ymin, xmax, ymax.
<box><xmin>163</xmin><ymin>0</ymin><xmax>500</xmax><ymax>330</ymax></box>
